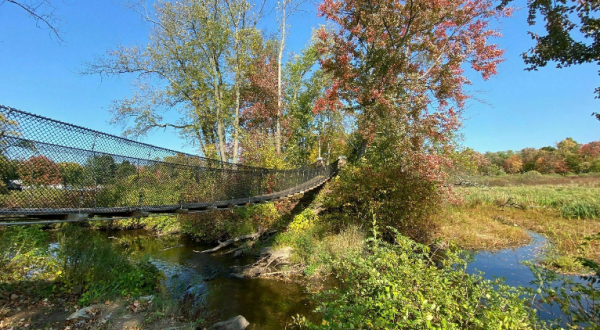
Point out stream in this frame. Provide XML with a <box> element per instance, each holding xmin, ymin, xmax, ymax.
<box><xmin>99</xmin><ymin>229</ymin><xmax>316</xmax><ymax>330</ymax></box>
<box><xmin>91</xmin><ymin>229</ymin><xmax>586</xmax><ymax>328</ymax></box>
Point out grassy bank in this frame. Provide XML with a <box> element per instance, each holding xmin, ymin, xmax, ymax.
<box><xmin>435</xmin><ymin>174</ymin><xmax>600</xmax><ymax>273</ymax></box>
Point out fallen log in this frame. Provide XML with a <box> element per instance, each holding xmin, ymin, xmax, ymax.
<box><xmin>200</xmin><ymin>232</ymin><xmax>261</xmax><ymax>254</ymax></box>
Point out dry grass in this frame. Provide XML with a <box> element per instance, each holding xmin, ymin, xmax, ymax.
<box><xmin>435</xmin><ymin>206</ymin><xmax>531</xmax><ymax>251</ymax></box>
<box><xmin>435</xmin><ymin>202</ymin><xmax>600</xmax><ymax>273</ymax></box>
<box><xmin>474</xmin><ymin>172</ymin><xmax>600</xmax><ymax>187</ymax></box>
<box><xmin>323</xmin><ymin>224</ymin><xmax>366</xmax><ymax>260</ymax></box>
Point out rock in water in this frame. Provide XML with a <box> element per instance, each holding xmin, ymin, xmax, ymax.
<box><xmin>209</xmin><ymin>315</ymin><xmax>250</xmax><ymax>330</ymax></box>
<box><xmin>232</xmin><ymin>249</ymin><xmax>243</xmax><ymax>259</ymax></box>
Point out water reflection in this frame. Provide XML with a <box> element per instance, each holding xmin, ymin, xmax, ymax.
<box><xmin>467</xmin><ymin>232</ymin><xmax>548</xmax><ymax>287</ymax></box>
<box><xmin>96</xmin><ymin>229</ymin><xmax>316</xmax><ymax>330</ymax></box>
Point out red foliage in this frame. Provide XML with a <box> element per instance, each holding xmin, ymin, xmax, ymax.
<box><xmin>315</xmin><ymin>0</ymin><xmax>509</xmax><ymax>187</ymax></box>
<box><xmin>242</xmin><ymin>41</ymin><xmax>280</xmax><ymax>131</ymax></box>
<box><xmin>17</xmin><ymin>156</ymin><xmax>62</xmax><ymax>186</ymax></box>
<box><xmin>535</xmin><ymin>153</ymin><xmax>569</xmax><ymax>174</ymax></box>
<box><xmin>581</xmin><ymin>141</ymin><xmax>600</xmax><ymax>159</ymax></box>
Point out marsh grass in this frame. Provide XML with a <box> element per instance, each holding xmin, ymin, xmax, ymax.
<box><xmin>433</xmin><ymin>174</ymin><xmax>600</xmax><ymax>272</ymax></box>
<box><xmin>460</xmin><ymin>185</ymin><xmax>600</xmax><ymax>219</ymax></box>
<box><xmin>436</xmin><ymin>201</ymin><xmax>600</xmax><ymax>273</ymax></box>
<box><xmin>474</xmin><ymin>172</ymin><xmax>600</xmax><ymax>187</ymax></box>
<box><xmin>436</xmin><ymin>206</ymin><xmax>531</xmax><ymax>251</ymax></box>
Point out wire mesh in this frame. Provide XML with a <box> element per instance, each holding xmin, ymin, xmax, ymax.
<box><xmin>0</xmin><ymin>105</ymin><xmax>338</xmax><ymax>217</ymax></box>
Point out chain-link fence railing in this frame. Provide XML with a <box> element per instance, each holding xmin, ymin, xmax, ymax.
<box><xmin>0</xmin><ymin>106</ymin><xmax>338</xmax><ymax>218</ymax></box>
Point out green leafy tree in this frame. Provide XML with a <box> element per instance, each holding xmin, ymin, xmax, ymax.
<box><xmin>557</xmin><ymin>137</ymin><xmax>582</xmax><ymax>173</ymax></box>
<box><xmin>83</xmin><ymin>0</ymin><xmax>262</xmax><ymax>162</ymax></box>
<box><xmin>520</xmin><ymin>147</ymin><xmax>540</xmax><ymax>172</ymax></box>
<box><xmin>85</xmin><ymin>155</ymin><xmax>116</xmax><ymax>186</ymax></box>
<box><xmin>59</xmin><ymin>162</ymin><xmax>85</xmax><ymax>187</ymax></box>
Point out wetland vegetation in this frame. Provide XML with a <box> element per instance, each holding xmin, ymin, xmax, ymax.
<box><xmin>2</xmin><ymin>0</ymin><xmax>600</xmax><ymax>328</ymax></box>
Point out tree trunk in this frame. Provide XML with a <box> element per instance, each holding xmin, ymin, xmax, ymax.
<box><xmin>213</xmin><ymin>55</ymin><xmax>228</xmax><ymax>163</ymax></box>
<box><xmin>276</xmin><ymin>3</ymin><xmax>286</xmax><ymax>155</ymax></box>
<box><xmin>232</xmin><ymin>25</ymin><xmax>241</xmax><ymax>164</ymax></box>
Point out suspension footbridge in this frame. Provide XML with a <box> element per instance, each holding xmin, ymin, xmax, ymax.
<box><xmin>0</xmin><ymin>106</ymin><xmax>339</xmax><ymax>225</ymax></box>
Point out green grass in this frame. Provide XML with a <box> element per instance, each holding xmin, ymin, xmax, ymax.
<box><xmin>460</xmin><ymin>185</ymin><xmax>600</xmax><ymax>219</ymax></box>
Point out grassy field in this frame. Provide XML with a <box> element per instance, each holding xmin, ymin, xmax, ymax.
<box><xmin>435</xmin><ymin>173</ymin><xmax>600</xmax><ymax>273</ymax></box>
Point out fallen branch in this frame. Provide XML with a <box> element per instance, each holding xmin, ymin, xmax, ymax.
<box><xmin>201</xmin><ymin>232</ymin><xmax>261</xmax><ymax>254</ymax></box>
<box><xmin>500</xmin><ymin>197</ymin><xmax>525</xmax><ymax>210</ymax></box>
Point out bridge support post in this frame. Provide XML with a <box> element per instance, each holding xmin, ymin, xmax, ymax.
<box><xmin>67</xmin><ymin>213</ymin><xmax>89</xmax><ymax>222</ymax></box>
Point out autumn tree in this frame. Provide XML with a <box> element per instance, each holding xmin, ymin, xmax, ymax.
<box><xmin>535</xmin><ymin>151</ymin><xmax>569</xmax><ymax>174</ymax></box>
<box><xmin>557</xmin><ymin>137</ymin><xmax>581</xmax><ymax>173</ymax></box>
<box><xmin>581</xmin><ymin>141</ymin><xmax>600</xmax><ymax>159</ymax></box>
<box><xmin>520</xmin><ymin>147</ymin><xmax>539</xmax><ymax>172</ymax></box>
<box><xmin>17</xmin><ymin>156</ymin><xmax>61</xmax><ymax>186</ymax></box>
<box><xmin>317</xmin><ymin>0</ymin><xmax>509</xmax><ymax>239</ymax></box>
<box><xmin>238</xmin><ymin>36</ymin><xmax>283</xmax><ymax>167</ymax></box>
<box><xmin>316</xmin><ymin>0</ymin><xmax>508</xmax><ymax>164</ymax></box>
<box><xmin>503</xmin><ymin>154</ymin><xmax>523</xmax><ymax>174</ymax></box>
<box><xmin>242</xmin><ymin>37</ymin><xmax>280</xmax><ymax>134</ymax></box>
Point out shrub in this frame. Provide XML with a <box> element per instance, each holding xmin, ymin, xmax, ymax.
<box><xmin>294</xmin><ymin>229</ymin><xmax>544</xmax><ymax>329</ymax></box>
<box><xmin>325</xmin><ymin>163</ymin><xmax>443</xmax><ymax>243</ymax></box>
<box><xmin>56</xmin><ymin>226</ymin><xmax>159</xmax><ymax>305</ymax></box>
<box><xmin>289</xmin><ymin>209</ymin><xmax>318</xmax><ymax>233</ymax></box>
<box><xmin>0</xmin><ymin>225</ymin><xmax>58</xmax><ymax>282</ymax></box>
<box><xmin>234</xmin><ymin>202</ymin><xmax>281</xmax><ymax>230</ymax></box>
<box><xmin>522</xmin><ymin>170</ymin><xmax>543</xmax><ymax>177</ymax></box>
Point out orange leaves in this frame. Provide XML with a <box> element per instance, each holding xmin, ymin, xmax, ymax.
<box><xmin>17</xmin><ymin>156</ymin><xmax>62</xmax><ymax>186</ymax></box>
<box><xmin>503</xmin><ymin>155</ymin><xmax>524</xmax><ymax>174</ymax></box>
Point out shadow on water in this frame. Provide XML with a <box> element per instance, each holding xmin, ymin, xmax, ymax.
<box><xmin>100</xmin><ymin>229</ymin><xmax>316</xmax><ymax>330</ymax></box>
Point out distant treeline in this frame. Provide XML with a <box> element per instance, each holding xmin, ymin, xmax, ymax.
<box><xmin>457</xmin><ymin>138</ymin><xmax>600</xmax><ymax>176</ymax></box>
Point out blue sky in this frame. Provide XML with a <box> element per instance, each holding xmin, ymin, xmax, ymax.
<box><xmin>0</xmin><ymin>0</ymin><xmax>598</xmax><ymax>155</ymax></box>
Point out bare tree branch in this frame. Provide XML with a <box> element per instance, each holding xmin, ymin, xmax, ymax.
<box><xmin>3</xmin><ymin>0</ymin><xmax>64</xmax><ymax>43</ymax></box>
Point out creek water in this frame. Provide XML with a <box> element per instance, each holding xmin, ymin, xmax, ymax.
<box><xmin>98</xmin><ymin>229</ymin><xmax>316</xmax><ymax>330</ymax></box>
<box><xmin>92</xmin><ymin>229</ymin><xmax>586</xmax><ymax>328</ymax></box>
<box><xmin>467</xmin><ymin>232</ymin><xmax>548</xmax><ymax>287</ymax></box>
<box><xmin>467</xmin><ymin>232</ymin><xmax>592</xmax><ymax>322</ymax></box>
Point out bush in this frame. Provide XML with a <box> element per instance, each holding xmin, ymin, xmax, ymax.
<box><xmin>522</xmin><ymin>170</ymin><xmax>543</xmax><ymax>177</ymax></box>
<box><xmin>56</xmin><ymin>226</ymin><xmax>159</xmax><ymax>305</ymax></box>
<box><xmin>0</xmin><ymin>226</ymin><xmax>58</xmax><ymax>282</ymax></box>
<box><xmin>234</xmin><ymin>202</ymin><xmax>281</xmax><ymax>231</ymax></box>
<box><xmin>325</xmin><ymin>163</ymin><xmax>442</xmax><ymax>242</ymax></box>
<box><xmin>294</xmin><ymin>229</ymin><xmax>544</xmax><ymax>329</ymax></box>
<box><xmin>289</xmin><ymin>209</ymin><xmax>318</xmax><ymax>233</ymax></box>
